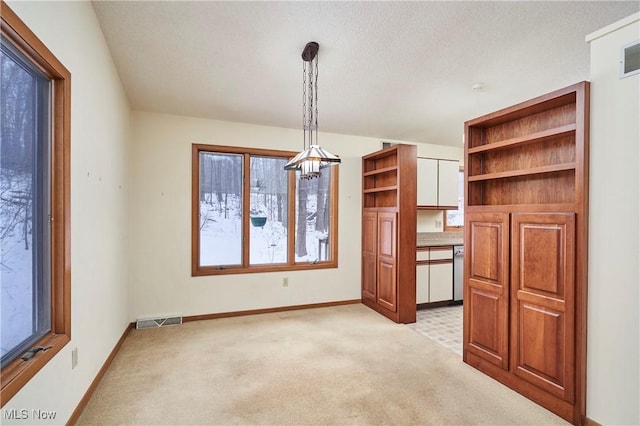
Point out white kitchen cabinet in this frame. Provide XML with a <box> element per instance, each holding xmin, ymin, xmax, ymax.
<box><xmin>416</xmin><ymin>246</ymin><xmax>453</xmax><ymax>304</ymax></box>
<box><xmin>416</xmin><ymin>263</ymin><xmax>429</xmax><ymax>304</ymax></box>
<box><xmin>429</xmin><ymin>262</ymin><xmax>453</xmax><ymax>302</ymax></box>
<box><xmin>417</xmin><ymin>157</ymin><xmax>459</xmax><ymax>209</ymax></box>
<box><xmin>417</xmin><ymin>158</ymin><xmax>438</xmax><ymax>207</ymax></box>
<box><xmin>437</xmin><ymin>160</ymin><xmax>459</xmax><ymax>208</ymax></box>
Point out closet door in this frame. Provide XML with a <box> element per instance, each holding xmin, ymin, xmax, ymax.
<box><xmin>376</xmin><ymin>211</ymin><xmax>397</xmax><ymax>312</ymax></box>
<box><xmin>511</xmin><ymin>213</ymin><xmax>575</xmax><ymax>402</ymax></box>
<box><xmin>464</xmin><ymin>212</ymin><xmax>510</xmax><ymax>370</ymax></box>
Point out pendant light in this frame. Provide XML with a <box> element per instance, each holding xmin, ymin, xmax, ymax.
<box><xmin>284</xmin><ymin>42</ymin><xmax>340</xmax><ymax>179</ymax></box>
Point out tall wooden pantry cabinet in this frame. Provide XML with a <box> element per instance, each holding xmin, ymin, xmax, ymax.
<box><xmin>463</xmin><ymin>82</ymin><xmax>589</xmax><ymax>425</ymax></box>
<box><xmin>362</xmin><ymin>144</ymin><xmax>417</xmax><ymax>324</ymax></box>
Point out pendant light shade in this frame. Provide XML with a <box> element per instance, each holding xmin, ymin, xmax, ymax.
<box><xmin>284</xmin><ymin>42</ymin><xmax>340</xmax><ymax>179</ymax></box>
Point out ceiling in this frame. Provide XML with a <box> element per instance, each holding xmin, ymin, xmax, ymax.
<box><xmin>92</xmin><ymin>1</ymin><xmax>639</xmax><ymax>148</ymax></box>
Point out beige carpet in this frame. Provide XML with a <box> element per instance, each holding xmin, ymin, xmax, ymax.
<box><xmin>77</xmin><ymin>304</ymin><xmax>568</xmax><ymax>425</ymax></box>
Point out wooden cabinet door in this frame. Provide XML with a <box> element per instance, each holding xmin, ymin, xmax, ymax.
<box><xmin>417</xmin><ymin>158</ymin><xmax>438</xmax><ymax>207</ymax></box>
<box><xmin>362</xmin><ymin>211</ymin><xmax>377</xmax><ymax>301</ymax></box>
<box><xmin>464</xmin><ymin>212</ymin><xmax>510</xmax><ymax>370</ymax></box>
<box><xmin>511</xmin><ymin>213</ymin><xmax>575</xmax><ymax>402</ymax></box>
<box><xmin>376</xmin><ymin>212</ymin><xmax>397</xmax><ymax>312</ymax></box>
<box><xmin>437</xmin><ymin>160</ymin><xmax>459</xmax><ymax>208</ymax></box>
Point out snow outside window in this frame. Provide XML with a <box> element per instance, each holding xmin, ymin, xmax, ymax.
<box><xmin>192</xmin><ymin>145</ymin><xmax>338</xmax><ymax>275</ymax></box>
<box><xmin>249</xmin><ymin>156</ymin><xmax>288</xmax><ymax>265</ymax></box>
<box><xmin>199</xmin><ymin>152</ymin><xmax>243</xmax><ymax>267</ymax></box>
<box><xmin>1</xmin><ymin>39</ymin><xmax>52</xmax><ymax>367</ymax></box>
<box><xmin>295</xmin><ymin>170</ymin><xmax>331</xmax><ymax>262</ymax></box>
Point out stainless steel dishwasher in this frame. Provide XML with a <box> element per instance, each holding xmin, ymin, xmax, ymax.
<box><xmin>453</xmin><ymin>245</ymin><xmax>464</xmax><ymax>302</ymax></box>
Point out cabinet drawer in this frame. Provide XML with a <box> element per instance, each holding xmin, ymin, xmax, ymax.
<box><xmin>416</xmin><ymin>249</ymin><xmax>429</xmax><ymax>261</ymax></box>
<box><xmin>430</xmin><ymin>247</ymin><xmax>453</xmax><ymax>261</ymax></box>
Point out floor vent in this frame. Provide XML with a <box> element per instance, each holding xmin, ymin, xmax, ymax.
<box><xmin>136</xmin><ymin>315</ymin><xmax>182</xmax><ymax>329</ymax></box>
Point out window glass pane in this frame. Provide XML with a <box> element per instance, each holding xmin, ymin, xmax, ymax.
<box><xmin>1</xmin><ymin>41</ymin><xmax>51</xmax><ymax>366</ymax></box>
<box><xmin>446</xmin><ymin>170</ymin><xmax>464</xmax><ymax>227</ymax></box>
<box><xmin>199</xmin><ymin>152</ymin><xmax>243</xmax><ymax>267</ymax></box>
<box><xmin>295</xmin><ymin>170</ymin><xmax>331</xmax><ymax>262</ymax></box>
<box><xmin>249</xmin><ymin>156</ymin><xmax>288</xmax><ymax>265</ymax></box>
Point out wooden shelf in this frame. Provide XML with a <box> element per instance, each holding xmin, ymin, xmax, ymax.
<box><xmin>363</xmin><ymin>185</ymin><xmax>398</xmax><ymax>194</ymax></box>
<box><xmin>467</xmin><ymin>124</ymin><xmax>576</xmax><ymax>154</ymax></box>
<box><xmin>363</xmin><ymin>165</ymin><xmax>398</xmax><ymax>177</ymax></box>
<box><xmin>468</xmin><ymin>162</ymin><xmax>576</xmax><ymax>182</ymax></box>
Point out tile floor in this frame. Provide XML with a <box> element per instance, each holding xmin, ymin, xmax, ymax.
<box><xmin>408</xmin><ymin>304</ymin><xmax>463</xmax><ymax>355</ymax></box>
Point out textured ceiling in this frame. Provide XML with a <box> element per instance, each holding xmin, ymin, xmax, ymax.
<box><xmin>92</xmin><ymin>1</ymin><xmax>639</xmax><ymax>147</ymax></box>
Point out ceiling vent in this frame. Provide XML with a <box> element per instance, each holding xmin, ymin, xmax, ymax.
<box><xmin>621</xmin><ymin>40</ymin><xmax>640</xmax><ymax>78</ymax></box>
<box><xmin>136</xmin><ymin>315</ymin><xmax>182</xmax><ymax>329</ymax></box>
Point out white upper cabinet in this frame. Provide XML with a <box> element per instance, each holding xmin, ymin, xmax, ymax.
<box><xmin>416</xmin><ymin>158</ymin><xmax>438</xmax><ymax>206</ymax></box>
<box><xmin>417</xmin><ymin>157</ymin><xmax>459</xmax><ymax>209</ymax></box>
<box><xmin>437</xmin><ymin>160</ymin><xmax>459</xmax><ymax>208</ymax></box>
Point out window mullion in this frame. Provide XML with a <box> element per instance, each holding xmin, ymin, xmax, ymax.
<box><xmin>241</xmin><ymin>154</ymin><xmax>251</xmax><ymax>267</ymax></box>
<box><xmin>287</xmin><ymin>171</ymin><xmax>296</xmax><ymax>265</ymax></box>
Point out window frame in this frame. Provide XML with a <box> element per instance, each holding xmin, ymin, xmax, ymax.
<box><xmin>1</xmin><ymin>2</ymin><xmax>71</xmax><ymax>406</ymax></box>
<box><xmin>192</xmin><ymin>144</ymin><xmax>338</xmax><ymax>276</ymax></box>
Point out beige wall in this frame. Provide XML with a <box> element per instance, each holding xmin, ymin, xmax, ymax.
<box><xmin>3</xmin><ymin>1</ymin><xmax>131</xmax><ymax>424</ymax></box>
<box><xmin>129</xmin><ymin>111</ymin><xmax>461</xmax><ymax>320</ymax></box>
<box><xmin>586</xmin><ymin>13</ymin><xmax>639</xmax><ymax>425</ymax></box>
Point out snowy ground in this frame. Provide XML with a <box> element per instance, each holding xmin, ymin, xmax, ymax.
<box><xmin>1</xmin><ymin>173</ymin><xmax>33</xmax><ymax>359</ymax></box>
<box><xmin>199</xmin><ymin>193</ymin><xmax>325</xmax><ymax>266</ymax></box>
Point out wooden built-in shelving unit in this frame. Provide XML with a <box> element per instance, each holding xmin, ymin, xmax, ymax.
<box><xmin>361</xmin><ymin>144</ymin><xmax>417</xmax><ymax>324</ymax></box>
<box><xmin>463</xmin><ymin>82</ymin><xmax>589</xmax><ymax>425</ymax></box>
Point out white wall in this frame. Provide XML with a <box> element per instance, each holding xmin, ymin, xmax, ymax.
<box><xmin>586</xmin><ymin>13</ymin><xmax>640</xmax><ymax>425</ymax></box>
<box><xmin>3</xmin><ymin>2</ymin><xmax>131</xmax><ymax>424</ymax></box>
<box><xmin>130</xmin><ymin>111</ymin><xmax>461</xmax><ymax>319</ymax></box>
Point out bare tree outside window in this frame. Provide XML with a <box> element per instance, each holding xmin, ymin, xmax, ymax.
<box><xmin>199</xmin><ymin>152</ymin><xmax>243</xmax><ymax>267</ymax></box>
<box><xmin>295</xmin><ymin>170</ymin><xmax>331</xmax><ymax>262</ymax></box>
<box><xmin>1</xmin><ymin>36</ymin><xmax>52</xmax><ymax>367</ymax></box>
<box><xmin>192</xmin><ymin>144</ymin><xmax>338</xmax><ymax>275</ymax></box>
<box><xmin>249</xmin><ymin>156</ymin><xmax>288</xmax><ymax>265</ymax></box>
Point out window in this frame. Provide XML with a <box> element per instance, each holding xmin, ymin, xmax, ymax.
<box><xmin>1</xmin><ymin>4</ymin><xmax>71</xmax><ymax>405</ymax></box>
<box><xmin>192</xmin><ymin>145</ymin><xmax>338</xmax><ymax>275</ymax></box>
<box><xmin>444</xmin><ymin>168</ymin><xmax>464</xmax><ymax>230</ymax></box>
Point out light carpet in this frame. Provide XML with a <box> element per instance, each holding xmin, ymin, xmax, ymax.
<box><xmin>77</xmin><ymin>304</ymin><xmax>568</xmax><ymax>425</ymax></box>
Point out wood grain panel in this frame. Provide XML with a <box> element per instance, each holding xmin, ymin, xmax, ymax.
<box><xmin>517</xmin><ymin>303</ymin><xmax>565</xmax><ymax>396</ymax></box>
<box><xmin>480</xmin><ymin>134</ymin><xmax>576</xmax><ymax>175</ymax></box>
<box><xmin>377</xmin><ymin>259</ymin><xmax>396</xmax><ymax>312</ymax></box>
<box><xmin>469</xmin><ymin>222</ymin><xmax>501</xmax><ymax>283</ymax></box>
<box><xmin>520</xmin><ymin>224</ymin><xmax>563</xmax><ymax>296</ymax></box>
<box><xmin>467</xmin><ymin>288</ymin><xmax>506</xmax><ymax>367</ymax></box>
<box><xmin>376</xmin><ymin>212</ymin><xmax>397</xmax><ymax>312</ymax></box>
<box><xmin>469</xmin><ymin>170</ymin><xmax>575</xmax><ymax>206</ymax></box>
<box><xmin>484</xmin><ymin>103</ymin><xmax>576</xmax><ymax>143</ymax></box>
<box><xmin>511</xmin><ymin>212</ymin><xmax>575</xmax><ymax>402</ymax></box>
<box><xmin>378</xmin><ymin>213</ymin><xmax>396</xmax><ymax>258</ymax></box>
<box><xmin>464</xmin><ymin>212</ymin><xmax>510</xmax><ymax>370</ymax></box>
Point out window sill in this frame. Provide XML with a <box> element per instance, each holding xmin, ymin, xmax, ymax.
<box><xmin>192</xmin><ymin>261</ymin><xmax>338</xmax><ymax>276</ymax></box>
<box><xmin>1</xmin><ymin>333</ymin><xmax>70</xmax><ymax>406</ymax></box>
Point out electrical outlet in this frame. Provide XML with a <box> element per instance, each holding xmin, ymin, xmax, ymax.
<box><xmin>71</xmin><ymin>347</ymin><xmax>78</xmax><ymax>369</ymax></box>
<box><xmin>435</xmin><ymin>220</ymin><xmax>442</xmax><ymax>228</ymax></box>
<box><xmin>282</xmin><ymin>277</ymin><xmax>289</xmax><ymax>287</ymax></box>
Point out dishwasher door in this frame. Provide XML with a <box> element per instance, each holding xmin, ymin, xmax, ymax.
<box><xmin>453</xmin><ymin>245</ymin><xmax>464</xmax><ymax>302</ymax></box>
